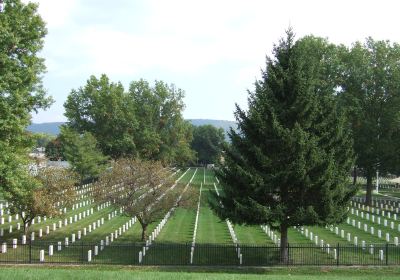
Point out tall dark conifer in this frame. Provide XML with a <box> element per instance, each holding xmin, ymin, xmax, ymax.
<box><xmin>214</xmin><ymin>30</ymin><xmax>356</xmax><ymax>262</ymax></box>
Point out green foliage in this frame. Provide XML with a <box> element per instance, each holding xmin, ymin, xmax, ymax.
<box><xmin>0</xmin><ymin>0</ymin><xmax>52</xmax><ymax>194</ymax></box>
<box><xmin>5</xmin><ymin>167</ymin><xmax>78</xmax><ymax>234</ymax></box>
<box><xmin>60</xmin><ymin>126</ymin><xmax>108</xmax><ymax>181</ymax></box>
<box><xmin>64</xmin><ymin>75</ymin><xmax>194</xmax><ymax>165</ymax></box>
<box><xmin>213</xmin><ymin>31</ymin><xmax>356</xmax><ymax>253</ymax></box>
<box><xmin>64</xmin><ymin>75</ymin><xmax>137</xmax><ymax>158</ymax></box>
<box><xmin>31</xmin><ymin>132</ymin><xmax>55</xmax><ymax>148</ymax></box>
<box><xmin>129</xmin><ymin>79</ymin><xmax>194</xmax><ymax>165</ymax></box>
<box><xmin>94</xmin><ymin>158</ymin><xmax>177</xmax><ymax>241</ymax></box>
<box><xmin>44</xmin><ymin>137</ymin><xmax>65</xmax><ymax>161</ymax></box>
<box><xmin>191</xmin><ymin>125</ymin><xmax>225</xmax><ymax>164</ymax></box>
<box><xmin>338</xmin><ymin>38</ymin><xmax>400</xmax><ymax>204</ymax></box>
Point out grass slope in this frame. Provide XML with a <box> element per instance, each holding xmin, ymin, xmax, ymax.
<box><xmin>0</xmin><ymin>266</ymin><xmax>400</xmax><ymax>280</ymax></box>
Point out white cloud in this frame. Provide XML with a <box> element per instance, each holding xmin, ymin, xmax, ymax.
<box><xmin>31</xmin><ymin>0</ymin><xmax>400</xmax><ymax>123</ymax></box>
<box><xmin>34</xmin><ymin>0</ymin><xmax>78</xmax><ymax>29</ymax></box>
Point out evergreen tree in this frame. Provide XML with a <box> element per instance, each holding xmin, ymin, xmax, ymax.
<box><xmin>213</xmin><ymin>31</ymin><xmax>356</xmax><ymax>263</ymax></box>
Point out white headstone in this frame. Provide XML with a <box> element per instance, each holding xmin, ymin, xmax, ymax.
<box><xmin>40</xmin><ymin>250</ymin><xmax>45</xmax><ymax>262</ymax></box>
<box><xmin>88</xmin><ymin>250</ymin><xmax>92</xmax><ymax>262</ymax></box>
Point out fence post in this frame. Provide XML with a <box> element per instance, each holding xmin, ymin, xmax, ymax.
<box><xmin>29</xmin><ymin>238</ymin><xmax>32</xmax><ymax>264</ymax></box>
<box><xmin>287</xmin><ymin>243</ymin><xmax>290</xmax><ymax>266</ymax></box>
<box><xmin>336</xmin><ymin>243</ymin><xmax>339</xmax><ymax>266</ymax></box>
<box><xmin>386</xmin><ymin>243</ymin><xmax>389</xmax><ymax>265</ymax></box>
<box><xmin>81</xmin><ymin>241</ymin><xmax>84</xmax><ymax>263</ymax></box>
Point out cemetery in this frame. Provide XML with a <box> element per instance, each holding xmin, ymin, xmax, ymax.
<box><xmin>0</xmin><ymin>167</ymin><xmax>398</xmax><ymax>266</ymax></box>
<box><xmin>3</xmin><ymin>1</ymin><xmax>400</xmax><ymax>279</ymax></box>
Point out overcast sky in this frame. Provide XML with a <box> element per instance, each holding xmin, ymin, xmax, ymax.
<box><xmin>29</xmin><ymin>0</ymin><xmax>400</xmax><ymax>123</ymax></box>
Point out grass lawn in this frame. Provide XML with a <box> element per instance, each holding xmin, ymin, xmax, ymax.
<box><xmin>0</xmin><ymin>265</ymin><xmax>400</xmax><ymax>279</ymax></box>
<box><xmin>155</xmin><ymin>208</ymin><xmax>196</xmax><ymax>243</ymax></box>
<box><xmin>196</xmin><ymin>189</ymin><xmax>231</xmax><ymax>244</ymax></box>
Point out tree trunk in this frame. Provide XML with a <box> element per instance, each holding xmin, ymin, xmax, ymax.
<box><xmin>23</xmin><ymin>221</ymin><xmax>29</xmax><ymax>236</ymax></box>
<box><xmin>280</xmin><ymin>224</ymin><xmax>289</xmax><ymax>264</ymax></box>
<box><xmin>141</xmin><ymin>224</ymin><xmax>148</xmax><ymax>241</ymax></box>
<box><xmin>352</xmin><ymin>166</ymin><xmax>357</xmax><ymax>185</ymax></box>
<box><xmin>365</xmin><ymin>171</ymin><xmax>373</xmax><ymax>206</ymax></box>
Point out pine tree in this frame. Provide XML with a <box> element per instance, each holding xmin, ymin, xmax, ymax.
<box><xmin>213</xmin><ymin>30</ymin><xmax>356</xmax><ymax>263</ymax></box>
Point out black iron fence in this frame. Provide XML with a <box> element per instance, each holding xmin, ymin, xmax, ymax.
<box><xmin>0</xmin><ymin>241</ymin><xmax>399</xmax><ymax>266</ymax></box>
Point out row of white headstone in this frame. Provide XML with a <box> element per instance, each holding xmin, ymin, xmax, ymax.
<box><xmin>350</xmin><ymin>201</ymin><xmax>399</xmax><ymax>217</ymax></box>
<box><xmin>349</xmin><ymin>206</ymin><xmax>400</xmax><ymax>235</ymax></box>
<box><xmin>87</xmin><ymin>216</ymin><xmax>137</xmax><ymax>262</ymax></box>
<box><xmin>349</xmin><ymin>206</ymin><xmax>399</xmax><ymax>224</ymax></box>
<box><xmin>139</xmin><ymin>171</ymin><xmax>198</xmax><ymax>263</ymax></box>
<box><xmin>295</xmin><ymin>227</ymin><xmax>335</xmax><ymax>259</ymax></box>
<box><xmin>139</xmin><ymin>209</ymin><xmax>172</xmax><ymax>263</ymax></box>
<box><xmin>0</xmin><ymin>183</ymin><xmax>95</xmax><ymax>235</ymax></box>
<box><xmin>345</xmin><ymin>216</ymin><xmax>399</xmax><ymax>245</ymax></box>
<box><xmin>140</xmin><ymin>169</ymin><xmax>197</xmax><ymax>264</ymax></box>
<box><xmin>0</xmin><ymin>201</ymin><xmax>111</xmax><ymax>251</ymax></box>
<box><xmin>38</xmin><ymin>216</ymin><xmax>136</xmax><ymax>263</ymax></box>
<box><xmin>352</xmin><ymin>198</ymin><xmax>400</xmax><ymax>212</ymax></box>
<box><xmin>213</xmin><ymin>182</ymin><xmax>242</xmax><ymax>264</ymax></box>
<box><xmin>328</xmin><ymin>225</ymin><xmax>385</xmax><ymax>260</ymax></box>
<box><xmin>261</xmin><ymin>225</ymin><xmax>280</xmax><ymax>245</ymax></box>
<box><xmin>37</xmin><ymin>207</ymin><xmax>123</xmax><ymax>262</ymax></box>
<box><xmin>26</xmin><ymin>205</ymin><xmax>106</xmax><ymax>244</ymax></box>
<box><xmin>190</xmin><ymin>183</ymin><xmax>203</xmax><ymax>264</ymax></box>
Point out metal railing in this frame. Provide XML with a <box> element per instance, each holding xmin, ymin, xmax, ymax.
<box><xmin>0</xmin><ymin>241</ymin><xmax>399</xmax><ymax>266</ymax></box>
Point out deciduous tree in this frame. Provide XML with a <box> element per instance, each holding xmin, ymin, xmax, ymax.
<box><xmin>338</xmin><ymin>38</ymin><xmax>400</xmax><ymax>205</ymax></box>
<box><xmin>60</xmin><ymin>126</ymin><xmax>108</xmax><ymax>182</ymax></box>
<box><xmin>191</xmin><ymin>125</ymin><xmax>225</xmax><ymax>164</ymax></box>
<box><xmin>0</xmin><ymin>0</ymin><xmax>52</xmax><ymax>195</ymax></box>
<box><xmin>5</xmin><ymin>167</ymin><xmax>77</xmax><ymax>235</ymax></box>
<box><xmin>94</xmin><ymin>158</ymin><xmax>191</xmax><ymax>241</ymax></box>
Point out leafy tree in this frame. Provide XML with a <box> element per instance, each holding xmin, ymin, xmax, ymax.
<box><xmin>45</xmin><ymin>137</ymin><xmax>65</xmax><ymax>161</ymax></box>
<box><xmin>0</xmin><ymin>0</ymin><xmax>52</xmax><ymax>194</ymax></box>
<box><xmin>191</xmin><ymin>125</ymin><xmax>225</xmax><ymax>165</ymax></box>
<box><xmin>64</xmin><ymin>74</ymin><xmax>137</xmax><ymax>158</ymax></box>
<box><xmin>338</xmin><ymin>38</ymin><xmax>400</xmax><ymax>205</ymax></box>
<box><xmin>60</xmin><ymin>126</ymin><xmax>108</xmax><ymax>182</ymax></box>
<box><xmin>94</xmin><ymin>158</ymin><xmax>192</xmax><ymax>241</ymax></box>
<box><xmin>129</xmin><ymin>80</ymin><xmax>194</xmax><ymax>165</ymax></box>
<box><xmin>5</xmin><ymin>167</ymin><xmax>77</xmax><ymax>235</ymax></box>
<box><xmin>31</xmin><ymin>133</ymin><xmax>55</xmax><ymax>148</ymax></box>
<box><xmin>64</xmin><ymin>75</ymin><xmax>194</xmax><ymax>165</ymax></box>
<box><xmin>213</xmin><ymin>31</ymin><xmax>355</xmax><ymax>263</ymax></box>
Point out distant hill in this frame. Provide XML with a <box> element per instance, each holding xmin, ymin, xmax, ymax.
<box><xmin>187</xmin><ymin>119</ymin><xmax>237</xmax><ymax>139</ymax></box>
<box><xmin>27</xmin><ymin>119</ymin><xmax>238</xmax><ymax>138</ymax></box>
<box><xmin>27</xmin><ymin>122</ymin><xmax>65</xmax><ymax>135</ymax></box>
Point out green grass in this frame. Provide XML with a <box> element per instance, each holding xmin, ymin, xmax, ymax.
<box><xmin>0</xmin><ymin>266</ymin><xmax>400</xmax><ymax>279</ymax></box>
<box><xmin>234</xmin><ymin>225</ymin><xmax>274</xmax><ymax>245</ymax></box>
<box><xmin>196</xmin><ymin>192</ymin><xmax>231</xmax><ymax>244</ymax></box>
<box><xmin>1</xmin><ymin>168</ymin><xmax>400</xmax><ymax>266</ymax></box>
<box><xmin>155</xmin><ymin>208</ymin><xmax>196</xmax><ymax>243</ymax></box>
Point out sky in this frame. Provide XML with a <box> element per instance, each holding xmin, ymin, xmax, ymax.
<box><xmin>28</xmin><ymin>0</ymin><xmax>400</xmax><ymax>123</ymax></box>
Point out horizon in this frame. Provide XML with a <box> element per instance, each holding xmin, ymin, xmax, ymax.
<box><xmin>29</xmin><ymin>118</ymin><xmax>238</xmax><ymax>125</ymax></box>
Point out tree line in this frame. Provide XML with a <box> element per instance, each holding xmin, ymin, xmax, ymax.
<box><xmin>42</xmin><ymin>75</ymin><xmax>226</xmax><ymax>181</ymax></box>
